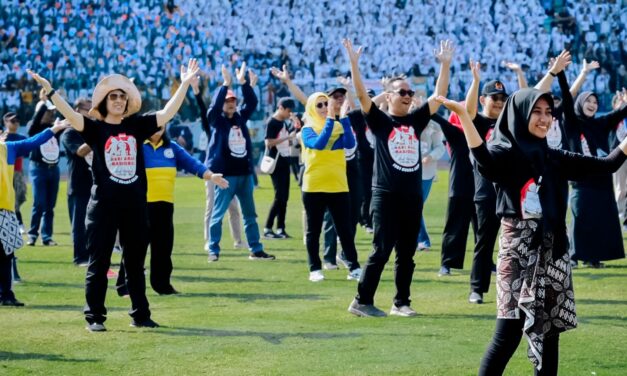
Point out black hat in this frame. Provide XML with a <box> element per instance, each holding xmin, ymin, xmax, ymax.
<box><xmin>366</xmin><ymin>89</ymin><xmax>376</xmax><ymax>98</ymax></box>
<box><xmin>481</xmin><ymin>80</ymin><xmax>508</xmax><ymax>97</ymax></box>
<box><xmin>326</xmin><ymin>87</ymin><xmax>347</xmax><ymax>97</ymax></box>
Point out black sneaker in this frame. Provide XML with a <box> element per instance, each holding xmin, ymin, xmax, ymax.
<box><xmin>249</xmin><ymin>251</ymin><xmax>276</xmax><ymax>261</ymax></box>
<box><xmin>157</xmin><ymin>287</ymin><xmax>180</xmax><ymax>295</ymax></box>
<box><xmin>275</xmin><ymin>229</ymin><xmax>291</xmax><ymax>239</ymax></box>
<box><xmin>86</xmin><ymin>322</ymin><xmax>106</xmax><ymax>332</ymax></box>
<box><xmin>263</xmin><ymin>229</ymin><xmax>282</xmax><ymax>239</ymax></box>
<box><xmin>130</xmin><ymin>318</ymin><xmax>160</xmax><ymax>328</ymax></box>
<box><xmin>1</xmin><ymin>298</ymin><xmax>25</xmax><ymax>307</ymax></box>
<box><xmin>26</xmin><ymin>239</ymin><xmax>36</xmax><ymax>246</ymax></box>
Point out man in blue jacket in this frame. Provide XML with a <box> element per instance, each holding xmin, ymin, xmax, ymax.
<box><xmin>205</xmin><ymin>63</ymin><xmax>274</xmax><ymax>262</ymax></box>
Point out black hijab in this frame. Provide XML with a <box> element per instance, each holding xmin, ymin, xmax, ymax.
<box><xmin>488</xmin><ymin>89</ymin><xmax>568</xmax><ymax>257</ymax></box>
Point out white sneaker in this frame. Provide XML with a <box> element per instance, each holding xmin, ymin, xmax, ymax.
<box><xmin>323</xmin><ymin>262</ymin><xmax>338</xmax><ymax>270</ymax></box>
<box><xmin>347</xmin><ymin>268</ymin><xmax>362</xmax><ymax>281</ymax></box>
<box><xmin>390</xmin><ymin>305</ymin><xmax>418</xmax><ymax>317</ymax></box>
<box><xmin>309</xmin><ymin>270</ymin><xmax>324</xmax><ymax>282</ymax></box>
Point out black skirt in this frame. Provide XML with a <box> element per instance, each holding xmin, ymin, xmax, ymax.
<box><xmin>570</xmin><ymin>180</ymin><xmax>625</xmax><ymax>262</ymax></box>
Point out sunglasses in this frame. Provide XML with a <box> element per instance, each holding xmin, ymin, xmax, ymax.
<box><xmin>316</xmin><ymin>101</ymin><xmax>329</xmax><ymax>109</ymax></box>
<box><xmin>108</xmin><ymin>92</ymin><xmax>128</xmax><ymax>101</ymax></box>
<box><xmin>393</xmin><ymin>89</ymin><xmax>415</xmax><ymax>97</ymax></box>
<box><xmin>489</xmin><ymin>94</ymin><xmax>507</xmax><ymax>102</ymax></box>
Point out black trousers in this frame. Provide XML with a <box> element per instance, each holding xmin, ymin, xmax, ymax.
<box><xmin>265</xmin><ymin>158</ymin><xmax>290</xmax><ymax>230</ymax></box>
<box><xmin>470</xmin><ymin>198</ymin><xmax>500</xmax><ymax>293</ymax></box>
<box><xmin>323</xmin><ymin>166</ymin><xmax>363</xmax><ymax>261</ymax></box>
<box><xmin>0</xmin><ymin>247</ymin><xmax>15</xmax><ymax>301</ymax></box>
<box><xmin>441</xmin><ymin>196</ymin><xmax>477</xmax><ymax>269</ymax></box>
<box><xmin>84</xmin><ymin>199</ymin><xmax>151</xmax><ymax>324</ymax></box>
<box><xmin>302</xmin><ymin>192</ymin><xmax>360</xmax><ymax>272</ymax></box>
<box><xmin>357</xmin><ymin>190</ymin><xmax>422</xmax><ymax>307</ymax></box>
<box><xmin>479</xmin><ymin>318</ymin><xmax>559</xmax><ymax>376</ymax></box>
<box><xmin>68</xmin><ymin>193</ymin><xmax>90</xmax><ymax>264</ymax></box>
<box><xmin>359</xmin><ymin>159</ymin><xmax>373</xmax><ymax>228</ymax></box>
<box><xmin>117</xmin><ymin>202</ymin><xmax>175</xmax><ymax>294</ymax></box>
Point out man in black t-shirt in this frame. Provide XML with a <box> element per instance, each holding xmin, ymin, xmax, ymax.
<box><xmin>455</xmin><ymin>61</ymin><xmax>508</xmax><ymax>305</ymax></box>
<box><xmin>60</xmin><ymin>98</ymin><xmax>94</xmax><ymax>266</ymax></box>
<box><xmin>343</xmin><ymin>38</ymin><xmax>454</xmax><ymax>317</ymax></box>
<box><xmin>263</xmin><ymin>97</ymin><xmax>296</xmax><ymax>239</ymax></box>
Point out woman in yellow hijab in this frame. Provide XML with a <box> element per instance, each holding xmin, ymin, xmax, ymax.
<box><xmin>301</xmin><ymin>92</ymin><xmax>362</xmax><ymax>282</ymax></box>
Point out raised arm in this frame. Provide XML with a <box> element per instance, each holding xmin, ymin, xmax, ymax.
<box><xmin>337</xmin><ymin>117</ymin><xmax>356</xmax><ymax>149</ymax></box>
<box><xmin>465</xmin><ymin>60</ymin><xmax>481</xmax><ymax>120</ymax></box>
<box><xmin>28</xmin><ymin>101</ymin><xmax>49</xmax><ymax>136</ymax></box>
<box><xmin>428</xmin><ymin>40</ymin><xmax>455</xmax><ymax>115</ymax></box>
<box><xmin>271</xmin><ymin>64</ymin><xmax>308</xmax><ymax>106</ymax></box>
<box><xmin>191</xmin><ymin>74</ymin><xmax>210</xmax><ymax>135</ymax></box>
<box><xmin>569</xmin><ymin>59</ymin><xmax>599</xmax><ymax>98</ymax></box>
<box><xmin>342</xmin><ymin>38</ymin><xmax>372</xmax><ymax>114</ymax></box>
<box><xmin>596</xmin><ymin>90</ymin><xmax>627</xmax><ymax>130</ymax></box>
<box><xmin>436</xmin><ymin>97</ymin><xmax>483</xmax><ymax>148</ymax></box>
<box><xmin>156</xmin><ymin>58</ymin><xmax>200</xmax><ymax>128</ymax></box>
<box><xmin>503</xmin><ymin>61</ymin><xmax>528</xmax><ymax>89</ymax></box>
<box><xmin>534</xmin><ymin>50</ymin><xmax>571</xmax><ymax>93</ymax></box>
<box><xmin>27</xmin><ymin>70</ymin><xmax>84</xmax><ymax>131</ymax></box>
<box><xmin>239</xmin><ymin>65</ymin><xmax>259</xmax><ymax>121</ymax></box>
<box><xmin>207</xmin><ymin>65</ymin><xmax>231</xmax><ymax>124</ymax></box>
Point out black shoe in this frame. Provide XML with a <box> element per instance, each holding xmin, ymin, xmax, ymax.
<box><xmin>130</xmin><ymin>318</ymin><xmax>160</xmax><ymax>328</ymax></box>
<box><xmin>117</xmin><ymin>286</ymin><xmax>130</xmax><ymax>297</ymax></box>
<box><xmin>1</xmin><ymin>298</ymin><xmax>25</xmax><ymax>307</ymax></box>
<box><xmin>263</xmin><ymin>229</ymin><xmax>282</xmax><ymax>239</ymax></box>
<box><xmin>249</xmin><ymin>251</ymin><xmax>276</xmax><ymax>260</ymax></box>
<box><xmin>275</xmin><ymin>229</ymin><xmax>291</xmax><ymax>239</ymax></box>
<box><xmin>42</xmin><ymin>239</ymin><xmax>58</xmax><ymax>246</ymax></box>
<box><xmin>157</xmin><ymin>287</ymin><xmax>180</xmax><ymax>295</ymax></box>
<box><xmin>26</xmin><ymin>239</ymin><xmax>35</xmax><ymax>246</ymax></box>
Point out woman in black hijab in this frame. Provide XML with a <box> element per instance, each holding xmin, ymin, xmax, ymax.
<box><xmin>436</xmin><ymin>88</ymin><xmax>627</xmax><ymax>376</ymax></box>
<box><xmin>568</xmin><ymin>91</ymin><xmax>627</xmax><ymax>267</ymax></box>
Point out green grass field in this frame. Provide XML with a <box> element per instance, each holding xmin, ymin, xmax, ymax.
<box><xmin>1</xmin><ymin>173</ymin><xmax>626</xmax><ymax>375</ymax></box>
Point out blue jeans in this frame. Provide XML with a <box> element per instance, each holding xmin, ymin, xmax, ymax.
<box><xmin>417</xmin><ymin>179</ymin><xmax>433</xmax><ymax>247</ymax></box>
<box><xmin>28</xmin><ymin>164</ymin><xmax>60</xmax><ymax>242</ymax></box>
<box><xmin>209</xmin><ymin>175</ymin><xmax>262</xmax><ymax>255</ymax></box>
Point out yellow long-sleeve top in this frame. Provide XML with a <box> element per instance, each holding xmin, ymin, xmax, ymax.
<box><xmin>144</xmin><ymin>140</ymin><xmax>207</xmax><ymax>203</ymax></box>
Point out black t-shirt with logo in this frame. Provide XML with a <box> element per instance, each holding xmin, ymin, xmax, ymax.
<box><xmin>80</xmin><ymin>114</ymin><xmax>159</xmax><ymax>203</ymax></box>
<box><xmin>472</xmin><ymin>113</ymin><xmax>498</xmax><ymax>201</ymax></box>
<box><xmin>61</xmin><ymin>128</ymin><xmax>93</xmax><ymax>197</ymax></box>
<box><xmin>28</xmin><ymin>105</ymin><xmax>61</xmax><ymax>165</ymax></box>
<box><xmin>363</xmin><ymin>103</ymin><xmax>430</xmax><ymax>194</ymax></box>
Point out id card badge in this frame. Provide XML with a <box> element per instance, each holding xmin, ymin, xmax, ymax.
<box><xmin>521</xmin><ymin>177</ymin><xmax>542</xmax><ymax>219</ymax></box>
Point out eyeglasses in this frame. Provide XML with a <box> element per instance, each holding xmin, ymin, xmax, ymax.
<box><xmin>392</xmin><ymin>89</ymin><xmax>415</xmax><ymax>97</ymax></box>
<box><xmin>316</xmin><ymin>102</ymin><xmax>329</xmax><ymax>109</ymax></box>
<box><xmin>108</xmin><ymin>92</ymin><xmax>128</xmax><ymax>101</ymax></box>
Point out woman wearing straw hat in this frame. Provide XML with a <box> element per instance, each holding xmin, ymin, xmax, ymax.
<box><xmin>28</xmin><ymin>58</ymin><xmax>200</xmax><ymax>332</ymax></box>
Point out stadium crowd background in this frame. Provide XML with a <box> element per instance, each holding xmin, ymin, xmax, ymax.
<box><xmin>1</xmin><ymin>0</ymin><xmax>625</xmax><ymax>129</ymax></box>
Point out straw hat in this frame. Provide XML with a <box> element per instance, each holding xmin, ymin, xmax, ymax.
<box><xmin>89</xmin><ymin>74</ymin><xmax>141</xmax><ymax>120</ymax></box>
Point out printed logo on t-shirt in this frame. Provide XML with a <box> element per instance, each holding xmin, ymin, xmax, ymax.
<box><xmin>228</xmin><ymin>126</ymin><xmax>247</xmax><ymax>158</ymax></box>
<box><xmin>485</xmin><ymin>128</ymin><xmax>494</xmax><ymax>142</ymax></box>
<box><xmin>164</xmin><ymin>148</ymin><xmax>174</xmax><ymax>159</ymax></box>
<box><xmin>40</xmin><ymin>137</ymin><xmax>59</xmax><ymax>164</ymax></box>
<box><xmin>520</xmin><ymin>177</ymin><xmax>542</xmax><ymax>219</ymax></box>
<box><xmin>345</xmin><ymin>127</ymin><xmax>358</xmax><ymax>161</ymax></box>
<box><xmin>104</xmin><ymin>133</ymin><xmax>138</xmax><ymax>184</ymax></box>
<box><xmin>387</xmin><ymin>125</ymin><xmax>420</xmax><ymax>172</ymax></box>
<box><xmin>84</xmin><ymin>151</ymin><xmax>93</xmax><ymax>167</ymax></box>
<box><xmin>276</xmin><ymin>127</ymin><xmax>291</xmax><ymax>157</ymax></box>
<box><xmin>580</xmin><ymin>134</ymin><xmax>592</xmax><ymax>156</ymax></box>
<box><xmin>546</xmin><ymin>118</ymin><xmax>562</xmax><ymax>149</ymax></box>
<box><xmin>365</xmin><ymin>125</ymin><xmax>375</xmax><ymax>149</ymax></box>
<box><xmin>616</xmin><ymin>120</ymin><xmax>627</xmax><ymax>142</ymax></box>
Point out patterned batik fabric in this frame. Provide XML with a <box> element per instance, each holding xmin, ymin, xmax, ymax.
<box><xmin>0</xmin><ymin>209</ymin><xmax>23</xmax><ymax>255</ymax></box>
<box><xmin>497</xmin><ymin>217</ymin><xmax>577</xmax><ymax>370</ymax></box>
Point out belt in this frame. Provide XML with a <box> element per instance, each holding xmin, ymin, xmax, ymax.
<box><xmin>30</xmin><ymin>161</ymin><xmax>59</xmax><ymax>169</ymax></box>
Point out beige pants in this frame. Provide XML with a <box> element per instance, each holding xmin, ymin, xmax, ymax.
<box><xmin>204</xmin><ymin>180</ymin><xmax>243</xmax><ymax>247</ymax></box>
